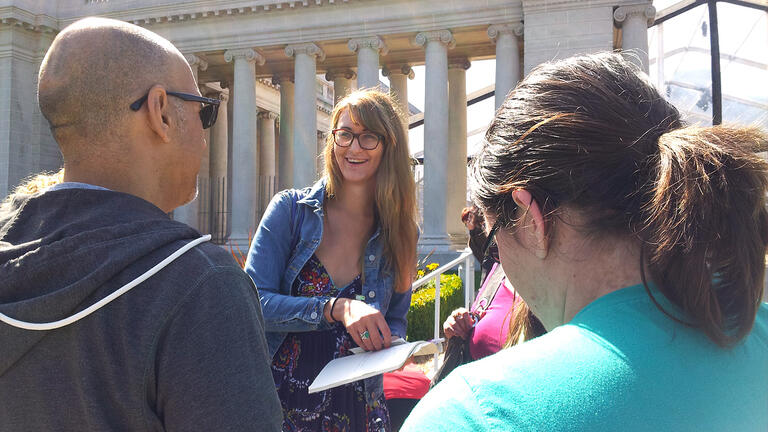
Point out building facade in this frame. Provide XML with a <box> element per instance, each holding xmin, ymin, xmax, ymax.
<box><xmin>0</xmin><ymin>0</ymin><xmax>654</xmax><ymax>254</ymax></box>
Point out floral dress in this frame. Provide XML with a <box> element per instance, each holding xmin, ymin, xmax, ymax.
<box><xmin>271</xmin><ymin>254</ymin><xmax>390</xmax><ymax>432</ymax></box>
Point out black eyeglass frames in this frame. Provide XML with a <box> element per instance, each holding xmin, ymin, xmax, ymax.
<box><xmin>482</xmin><ymin>220</ymin><xmax>500</xmax><ymax>263</ymax></box>
<box><xmin>331</xmin><ymin>128</ymin><xmax>383</xmax><ymax>150</ymax></box>
<box><xmin>130</xmin><ymin>91</ymin><xmax>221</xmax><ymax>129</ymax></box>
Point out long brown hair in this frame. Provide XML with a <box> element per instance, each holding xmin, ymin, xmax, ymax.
<box><xmin>471</xmin><ymin>52</ymin><xmax>768</xmax><ymax>347</ymax></box>
<box><xmin>505</xmin><ymin>301</ymin><xmax>546</xmax><ymax>348</ymax></box>
<box><xmin>323</xmin><ymin>89</ymin><xmax>418</xmax><ymax>293</ymax></box>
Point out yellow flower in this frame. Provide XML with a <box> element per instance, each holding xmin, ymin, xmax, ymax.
<box><xmin>426</xmin><ymin>263</ymin><xmax>439</xmax><ymax>272</ymax></box>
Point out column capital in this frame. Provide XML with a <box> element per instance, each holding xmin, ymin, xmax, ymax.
<box><xmin>487</xmin><ymin>22</ymin><xmax>524</xmax><ymax>43</ymax></box>
<box><xmin>347</xmin><ymin>36</ymin><xmax>389</xmax><ymax>56</ymax></box>
<box><xmin>224</xmin><ymin>48</ymin><xmax>265</xmax><ymax>65</ymax></box>
<box><xmin>382</xmin><ymin>64</ymin><xmax>415</xmax><ymax>79</ymax></box>
<box><xmin>412</xmin><ymin>30</ymin><xmax>455</xmax><ymax>49</ymax></box>
<box><xmin>317</xmin><ymin>130</ymin><xmax>327</xmax><ymax>139</ymax></box>
<box><xmin>258</xmin><ymin>110</ymin><xmax>278</xmax><ymax>120</ymax></box>
<box><xmin>284</xmin><ymin>43</ymin><xmax>326</xmax><ymax>61</ymax></box>
<box><xmin>218</xmin><ymin>90</ymin><xmax>230</xmax><ymax>103</ymax></box>
<box><xmin>271</xmin><ymin>74</ymin><xmax>294</xmax><ymax>86</ymax></box>
<box><xmin>448</xmin><ymin>58</ymin><xmax>471</xmax><ymax>71</ymax></box>
<box><xmin>614</xmin><ymin>4</ymin><xmax>656</xmax><ymax>26</ymax></box>
<box><xmin>325</xmin><ymin>69</ymin><xmax>356</xmax><ymax>81</ymax></box>
<box><xmin>184</xmin><ymin>53</ymin><xmax>209</xmax><ymax>71</ymax></box>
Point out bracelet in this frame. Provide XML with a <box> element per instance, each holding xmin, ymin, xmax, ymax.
<box><xmin>329</xmin><ymin>297</ymin><xmax>341</xmax><ymax>323</ymax></box>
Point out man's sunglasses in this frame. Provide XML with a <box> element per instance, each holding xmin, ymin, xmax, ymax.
<box><xmin>130</xmin><ymin>91</ymin><xmax>220</xmax><ymax>129</ymax></box>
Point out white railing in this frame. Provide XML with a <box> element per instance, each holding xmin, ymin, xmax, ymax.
<box><xmin>411</xmin><ymin>248</ymin><xmax>476</xmax><ymax>369</ymax></box>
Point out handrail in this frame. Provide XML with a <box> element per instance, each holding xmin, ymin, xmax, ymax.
<box><xmin>411</xmin><ymin>248</ymin><xmax>476</xmax><ymax>371</ymax></box>
<box><xmin>411</xmin><ymin>248</ymin><xmax>476</xmax><ymax>339</ymax></box>
<box><xmin>412</xmin><ymin>249</ymin><xmax>474</xmax><ymax>289</ymax></box>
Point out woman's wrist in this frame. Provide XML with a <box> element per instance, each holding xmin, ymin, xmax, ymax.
<box><xmin>326</xmin><ymin>297</ymin><xmax>342</xmax><ymax>323</ymax></box>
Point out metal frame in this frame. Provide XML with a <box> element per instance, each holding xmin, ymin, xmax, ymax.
<box><xmin>653</xmin><ymin>0</ymin><xmax>766</xmax><ymax>125</ymax></box>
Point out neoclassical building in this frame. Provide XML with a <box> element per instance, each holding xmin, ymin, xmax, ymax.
<box><xmin>0</xmin><ymin>0</ymin><xmax>654</xmax><ymax>254</ymax></box>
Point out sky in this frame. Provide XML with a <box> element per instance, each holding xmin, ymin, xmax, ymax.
<box><xmin>392</xmin><ymin>0</ymin><xmax>768</xmax><ymax>158</ymax></box>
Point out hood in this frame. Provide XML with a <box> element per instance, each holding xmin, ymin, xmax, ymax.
<box><xmin>0</xmin><ymin>188</ymin><xmax>200</xmax><ymax>375</ymax></box>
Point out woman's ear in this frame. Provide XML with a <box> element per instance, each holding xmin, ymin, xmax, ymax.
<box><xmin>145</xmin><ymin>85</ymin><xmax>171</xmax><ymax>143</ymax></box>
<box><xmin>511</xmin><ymin>189</ymin><xmax>549</xmax><ymax>259</ymax></box>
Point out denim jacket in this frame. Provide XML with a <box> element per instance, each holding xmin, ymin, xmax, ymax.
<box><xmin>244</xmin><ymin>179</ymin><xmax>412</xmax><ymax>404</ymax></box>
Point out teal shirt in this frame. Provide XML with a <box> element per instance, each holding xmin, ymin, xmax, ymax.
<box><xmin>402</xmin><ymin>284</ymin><xmax>768</xmax><ymax>432</ymax></box>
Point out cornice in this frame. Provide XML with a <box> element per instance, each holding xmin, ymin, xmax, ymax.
<box><xmin>0</xmin><ymin>7</ymin><xmax>58</xmax><ymax>33</ymax></box>
<box><xmin>61</xmin><ymin>0</ymin><xmax>359</xmax><ymax>27</ymax></box>
<box><xmin>522</xmin><ymin>0</ymin><xmax>646</xmax><ymax>15</ymax></box>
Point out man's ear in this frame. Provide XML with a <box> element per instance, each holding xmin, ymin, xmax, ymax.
<box><xmin>145</xmin><ymin>85</ymin><xmax>171</xmax><ymax>143</ymax></box>
<box><xmin>511</xmin><ymin>189</ymin><xmax>549</xmax><ymax>259</ymax></box>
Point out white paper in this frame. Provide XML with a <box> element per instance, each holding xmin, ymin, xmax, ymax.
<box><xmin>308</xmin><ymin>340</ymin><xmax>439</xmax><ymax>394</ymax></box>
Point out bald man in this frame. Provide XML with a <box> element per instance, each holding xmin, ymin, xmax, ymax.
<box><xmin>0</xmin><ymin>18</ymin><xmax>282</xmax><ymax>431</ymax></box>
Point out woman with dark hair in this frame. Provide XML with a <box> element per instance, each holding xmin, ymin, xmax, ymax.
<box><xmin>402</xmin><ymin>52</ymin><xmax>768</xmax><ymax>431</ymax></box>
<box><xmin>246</xmin><ymin>89</ymin><xmax>418</xmax><ymax>431</ymax></box>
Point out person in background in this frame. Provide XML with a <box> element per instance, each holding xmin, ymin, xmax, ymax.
<box><xmin>245</xmin><ymin>89</ymin><xmax>418</xmax><ymax>431</ymax></box>
<box><xmin>0</xmin><ymin>17</ymin><xmax>281</xmax><ymax>431</ymax></box>
<box><xmin>441</xmin><ymin>208</ymin><xmax>545</xmax><ymax>369</ymax></box>
<box><xmin>403</xmin><ymin>52</ymin><xmax>768</xmax><ymax>431</ymax></box>
<box><xmin>383</xmin><ymin>355</ymin><xmax>432</xmax><ymax>431</ymax></box>
<box><xmin>461</xmin><ymin>205</ymin><xmax>495</xmax><ymax>278</ymax></box>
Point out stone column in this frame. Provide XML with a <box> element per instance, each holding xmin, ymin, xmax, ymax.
<box><xmin>258</xmin><ymin>111</ymin><xmax>278</xmax><ymax>219</ymax></box>
<box><xmin>325</xmin><ymin>69</ymin><xmax>357</xmax><ymax>105</ymax></box>
<box><xmin>382</xmin><ymin>64</ymin><xmax>414</xmax><ymax>122</ymax></box>
<box><xmin>316</xmin><ymin>130</ymin><xmax>327</xmax><ymax>178</ymax></box>
<box><xmin>614</xmin><ymin>3</ymin><xmax>656</xmax><ymax>73</ymax></box>
<box><xmin>447</xmin><ymin>58</ymin><xmax>470</xmax><ymax>247</ymax></box>
<box><xmin>488</xmin><ymin>23</ymin><xmax>523</xmax><ymax>110</ymax></box>
<box><xmin>348</xmin><ymin>36</ymin><xmax>388</xmax><ymax>89</ymax></box>
<box><xmin>414</xmin><ymin>30</ymin><xmax>455</xmax><ymax>254</ymax></box>
<box><xmin>273</xmin><ymin>74</ymin><xmax>295</xmax><ymax>191</ymax></box>
<box><xmin>209</xmin><ymin>89</ymin><xmax>230</xmax><ymax>243</ymax></box>
<box><xmin>173</xmin><ymin>54</ymin><xmax>210</xmax><ymax>229</ymax></box>
<box><xmin>285</xmin><ymin>43</ymin><xmax>325</xmax><ymax>189</ymax></box>
<box><xmin>225</xmin><ymin>48</ymin><xmax>264</xmax><ymax>249</ymax></box>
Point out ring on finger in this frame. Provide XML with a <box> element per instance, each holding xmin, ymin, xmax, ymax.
<box><xmin>360</xmin><ymin>330</ymin><xmax>370</xmax><ymax>340</ymax></box>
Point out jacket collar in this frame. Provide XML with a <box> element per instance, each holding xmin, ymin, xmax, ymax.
<box><xmin>297</xmin><ymin>178</ymin><xmax>327</xmax><ymax>209</ymax></box>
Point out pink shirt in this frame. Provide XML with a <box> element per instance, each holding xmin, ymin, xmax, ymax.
<box><xmin>469</xmin><ymin>264</ymin><xmax>520</xmax><ymax>360</ymax></box>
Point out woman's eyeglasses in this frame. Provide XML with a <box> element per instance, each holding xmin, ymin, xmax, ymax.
<box><xmin>331</xmin><ymin>128</ymin><xmax>383</xmax><ymax>150</ymax></box>
<box><xmin>130</xmin><ymin>91</ymin><xmax>221</xmax><ymax>129</ymax></box>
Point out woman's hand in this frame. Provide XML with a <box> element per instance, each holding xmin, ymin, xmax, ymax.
<box><xmin>325</xmin><ymin>298</ymin><xmax>392</xmax><ymax>351</ymax></box>
<box><xmin>443</xmin><ymin>308</ymin><xmax>476</xmax><ymax>340</ymax></box>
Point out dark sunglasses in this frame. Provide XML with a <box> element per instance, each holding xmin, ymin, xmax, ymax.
<box><xmin>130</xmin><ymin>91</ymin><xmax>220</xmax><ymax>129</ymax></box>
<box><xmin>482</xmin><ymin>220</ymin><xmax>500</xmax><ymax>263</ymax></box>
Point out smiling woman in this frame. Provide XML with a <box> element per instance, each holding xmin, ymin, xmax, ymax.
<box><xmin>245</xmin><ymin>89</ymin><xmax>418</xmax><ymax>431</ymax></box>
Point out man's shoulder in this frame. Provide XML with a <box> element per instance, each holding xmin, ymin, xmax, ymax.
<box><xmin>175</xmin><ymin>241</ymin><xmax>250</xmax><ymax>282</ymax></box>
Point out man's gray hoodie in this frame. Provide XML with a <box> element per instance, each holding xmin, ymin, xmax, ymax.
<box><xmin>0</xmin><ymin>188</ymin><xmax>281</xmax><ymax>431</ymax></box>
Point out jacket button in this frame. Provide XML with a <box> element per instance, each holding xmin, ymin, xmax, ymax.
<box><xmin>368</xmin><ymin>254</ymin><xmax>375</xmax><ymax>262</ymax></box>
<box><xmin>368</xmin><ymin>290</ymin><xmax>376</xmax><ymax>299</ymax></box>
<box><xmin>310</xmin><ymin>312</ymin><xmax>318</xmax><ymax>319</ymax></box>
